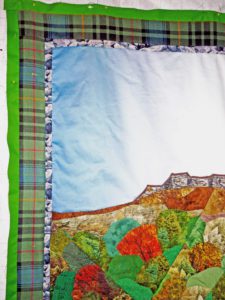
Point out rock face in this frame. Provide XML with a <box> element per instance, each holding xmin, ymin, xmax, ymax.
<box><xmin>202</xmin><ymin>189</ymin><xmax>225</xmax><ymax>219</ymax></box>
<box><xmin>53</xmin><ymin>203</ymin><xmax>167</xmax><ymax>236</ymax></box>
<box><xmin>51</xmin><ymin>186</ymin><xmax>225</xmax><ymax>300</ymax></box>
<box><xmin>163</xmin><ymin>187</ymin><xmax>214</xmax><ymax>211</ymax></box>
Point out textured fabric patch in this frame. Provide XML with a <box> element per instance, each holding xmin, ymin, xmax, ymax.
<box><xmin>50</xmin><ymin>185</ymin><xmax>225</xmax><ymax>299</ymax></box>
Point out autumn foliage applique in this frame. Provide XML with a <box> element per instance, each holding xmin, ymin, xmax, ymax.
<box><xmin>50</xmin><ymin>184</ymin><xmax>225</xmax><ymax>300</ymax></box>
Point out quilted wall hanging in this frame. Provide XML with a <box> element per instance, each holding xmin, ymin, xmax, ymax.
<box><xmin>3</xmin><ymin>0</ymin><xmax>225</xmax><ymax>299</ymax></box>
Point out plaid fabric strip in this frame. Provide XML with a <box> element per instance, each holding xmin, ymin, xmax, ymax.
<box><xmin>18</xmin><ymin>10</ymin><xmax>225</xmax><ymax>299</ymax></box>
<box><xmin>19</xmin><ymin>10</ymin><xmax>46</xmax><ymax>300</ymax></box>
<box><xmin>19</xmin><ymin>13</ymin><xmax>225</xmax><ymax>46</ymax></box>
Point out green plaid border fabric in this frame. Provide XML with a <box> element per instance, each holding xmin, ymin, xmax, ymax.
<box><xmin>18</xmin><ymin>10</ymin><xmax>225</xmax><ymax>299</ymax></box>
<box><xmin>20</xmin><ymin>13</ymin><xmax>225</xmax><ymax>46</ymax></box>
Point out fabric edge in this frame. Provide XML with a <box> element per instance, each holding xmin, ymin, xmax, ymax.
<box><xmin>3</xmin><ymin>1</ymin><xmax>225</xmax><ymax>23</ymax></box>
<box><xmin>6</xmin><ymin>10</ymin><xmax>19</xmax><ymax>300</ymax></box>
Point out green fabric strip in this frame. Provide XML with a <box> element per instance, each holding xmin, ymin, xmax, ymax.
<box><xmin>6</xmin><ymin>10</ymin><xmax>20</xmax><ymax>300</ymax></box>
<box><xmin>4</xmin><ymin>1</ymin><xmax>225</xmax><ymax>23</ymax></box>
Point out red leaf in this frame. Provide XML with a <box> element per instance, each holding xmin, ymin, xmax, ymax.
<box><xmin>117</xmin><ymin>224</ymin><xmax>162</xmax><ymax>262</ymax></box>
<box><xmin>72</xmin><ymin>264</ymin><xmax>110</xmax><ymax>300</ymax></box>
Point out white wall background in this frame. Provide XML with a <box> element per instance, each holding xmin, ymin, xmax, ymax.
<box><xmin>0</xmin><ymin>1</ymin><xmax>9</xmax><ymax>298</ymax></box>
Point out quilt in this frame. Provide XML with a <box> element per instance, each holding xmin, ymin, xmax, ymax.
<box><xmin>4</xmin><ymin>0</ymin><xmax>225</xmax><ymax>299</ymax></box>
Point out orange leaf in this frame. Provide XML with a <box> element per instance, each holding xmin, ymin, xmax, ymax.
<box><xmin>117</xmin><ymin>224</ymin><xmax>162</xmax><ymax>262</ymax></box>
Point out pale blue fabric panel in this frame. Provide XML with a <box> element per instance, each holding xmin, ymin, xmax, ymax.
<box><xmin>52</xmin><ymin>47</ymin><xmax>225</xmax><ymax>212</ymax></box>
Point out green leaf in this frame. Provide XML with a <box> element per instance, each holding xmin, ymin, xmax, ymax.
<box><xmin>52</xmin><ymin>271</ymin><xmax>75</xmax><ymax>300</ymax></box>
<box><xmin>157</xmin><ymin>228</ymin><xmax>170</xmax><ymax>250</ymax></box>
<box><xmin>117</xmin><ymin>278</ymin><xmax>153</xmax><ymax>300</ymax></box>
<box><xmin>107</xmin><ymin>255</ymin><xmax>143</xmax><ymax>282</ymax></box>
<box><xmin>163</xmin><ymin>245</ymin><xmax>183</xmax><ymax>266</ymax></box>
<box><xmin>205</xmin><ymin>292</ymin><xmax>213</xmax><ymax>300</ymax></box>
<box><xmin>73</xmin><ymin>231</ymin><xmax>110</xmax><ymax>269</ymax></box>
<box><xmin>186</xmin><ymin>217</ymin><xmax>199</xmax><ymax>237</ymax></box>
<box><xmin>221</xmin><ymin>256</ymin><xmax>225</xmax><ymax>271</ymax></box>
<box><xmin>156</xmin><ymin>210</ymin><xmax>190</xmax><ymax>249</ymax></box>
<box><xmin>103</xmin><ymin>218</ymin><xmax>140</xmax><ymax>257</ymax></box>
<box><xmin>186</xmin><ymin>217</ymin><xmax>206</xmax><ymax>248</ymax></box>
<box><xmin>153</xmin><ymin>274</ymin><xmax>170</xmax><ymax>297</ymax></box>
<box><xmin>187</xmin><ymin>267</ymin><xmax>224</xmax><ymax>289</ymax></box>
<box><xmin>212</xmin><ymin>274</ymin><xmax>225</xmax><ymax>299</ymax></box>
<box><xmin>73</xmin><ymin>232</ymin><xmax>100</xmax><ymax>261</ymax></box>
<box><xmin>51</xmin><ymin>229</ymin><xmax>71</xmax><ymax>254</ymax></box>
<box><xmin>136</xmin><ymin>255</ymin><xmax>170</xmax><ymax>292</ymax></box>
<box><xmin>62</xmin><ymin>242</ymin><xmax>94</xmax><ymax>272</ymax></box>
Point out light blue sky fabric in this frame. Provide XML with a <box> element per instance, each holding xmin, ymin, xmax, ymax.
<box><xmin>52</xmin><ymin>47</ymin><xmax>225</xmax><ymax>212</ymax></box>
